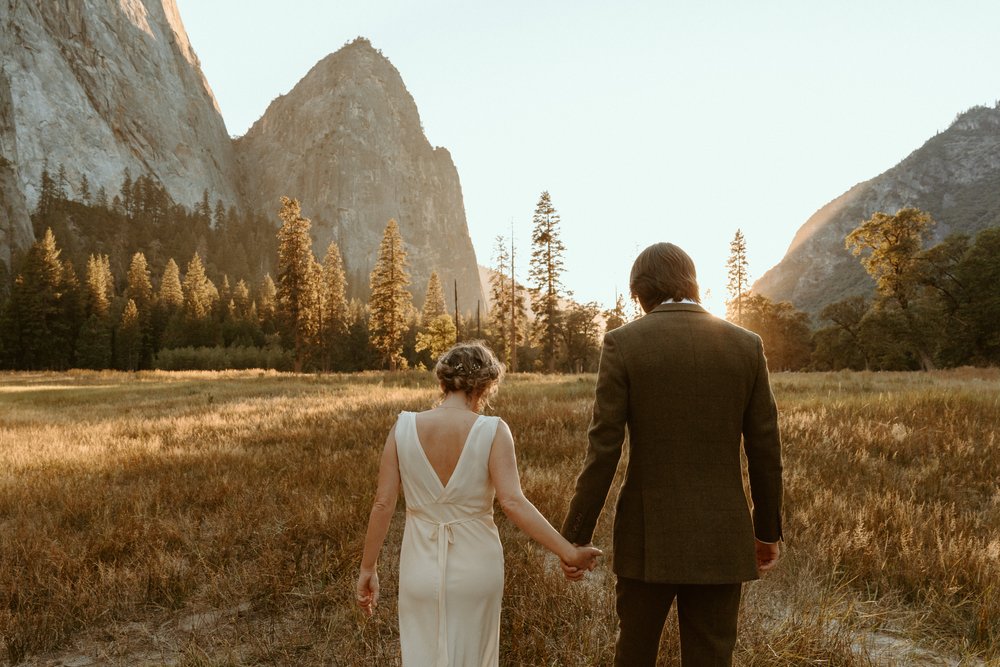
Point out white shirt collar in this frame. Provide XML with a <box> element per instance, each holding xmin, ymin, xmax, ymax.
<box><xmin>661</xmin><ymin>298</ymin><xmax>699</xmax><ymax>306</ymax></box>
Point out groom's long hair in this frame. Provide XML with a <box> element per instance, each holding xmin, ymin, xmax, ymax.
<box><xmin>629</xmin><ymin>242</ymin><xmax>701</xmax><ymax>312</ymax></box>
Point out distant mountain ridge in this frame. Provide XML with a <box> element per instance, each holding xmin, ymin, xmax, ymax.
<box><xmin>754</xmin><ymin>104</ymin><xmax>1000</xmax><ymax>315</ymax></box>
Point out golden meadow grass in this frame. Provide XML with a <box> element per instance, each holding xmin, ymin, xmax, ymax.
<box><xmin>0</xmin><ymin>369</ymin><xmax>997</xmax><ymax>666</ymax></box>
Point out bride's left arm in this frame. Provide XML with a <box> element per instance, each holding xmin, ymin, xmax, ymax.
<box><xmin>357</xmin><ymin>424</ymin><xmax>401</xmax><ymax>616</ymax></box>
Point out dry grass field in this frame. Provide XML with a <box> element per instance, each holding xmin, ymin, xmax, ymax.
<box><xmin>0</xmin><ymin>369</ymin><xmax>997</xmax><ymax>666</ymax></box>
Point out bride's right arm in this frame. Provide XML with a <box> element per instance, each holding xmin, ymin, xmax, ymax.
<box><xmin>357</xmin><ymin>423</ymin><xmax>401</xmax><ymax>615</ymax></box>
<box><xmin>489</xmin><ymin>420</ymin><xmax>601</xmax><ymax>571</ymax></box>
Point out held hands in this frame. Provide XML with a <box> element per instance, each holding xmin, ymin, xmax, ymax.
<box><xmin>356</xmin><ymin>568</ymin><xmax>379</xmax><ymax>617</ymax></box>
<box><xmin>755</xmin><ymin>539</ymin><xmax>781</xmax><ymax>574</ymax></box>
<box><xmin>560</xmin><ymin>543</ymin><xmax>602</xmax><ymax>581</ymax></box>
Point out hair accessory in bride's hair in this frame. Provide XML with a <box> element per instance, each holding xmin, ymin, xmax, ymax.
<box><xmin>435</xmin><ymin>341</ymin><xmax>505</xmax><ymax>407</ymax></box>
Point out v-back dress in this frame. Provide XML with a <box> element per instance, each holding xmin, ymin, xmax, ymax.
<box><xmin>396</xmin><ymin>410</ymin><xmax>504</xmax><ymax>667</ymax></box>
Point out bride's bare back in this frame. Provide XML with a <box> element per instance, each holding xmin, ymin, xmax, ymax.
<box><xmin>414</xmin><ymin>408</ymin><xmax>482</xmax><ymax>488</ymax></box>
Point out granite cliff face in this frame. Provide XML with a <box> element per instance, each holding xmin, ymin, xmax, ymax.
<box><xmin>0</xmin><ymin>65</ymin><xmax>32</xmax><ymax>270</ymax></box>
<box><xmin>236</xmin><ymin>39</ymin><xmax>485</xmax><ymax>312</ymax></box>
<box><xmin>755</xmin><ymin>105</ymin><xmax>1000</xmax><ymax>316</ymax></box>
<box><xmin>2</xmin><ymin>8</ymin><xmax>483</xmax><ymax>308</ymax></box>
<box><xmin>0</xmin><ymin>0</ymin><xmax>239</xmax><ymax>228</ymax></box>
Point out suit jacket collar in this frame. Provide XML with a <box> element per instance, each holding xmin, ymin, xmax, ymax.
<box><xmin>649</xmin><ymin>302</ymin><xmax>709</xmax><ymax>315</ymax></box>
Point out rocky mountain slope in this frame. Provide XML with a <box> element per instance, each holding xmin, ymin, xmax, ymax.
<box><xmin>236</xmin><ymin>39</ymin><xmax>484</xmax><ymax>312</ymax></box>
<box><xmin>754</xmin><ymin>104</ymin><xmax>1000</xmax><ymax>316</ymax></box>
<box><xmin>1</xmin><ymin>3</ymin><xmax>485</xmax><ymax>312</ymax></box>
<box><xmin>0</xmin><ymin>0</ymin><xmax>240</xmax><ymax>227</ymax></box>
<box><xmin>0</xmin><ymin>65</ymin><xmax>33</xmax><ymax>271</ymax></box>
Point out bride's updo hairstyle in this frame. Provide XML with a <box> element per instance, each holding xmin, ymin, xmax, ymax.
<box><xmin>435</xmin><ymin>341</ymin><xmax>505</xmax><ymax>408</ymax></box>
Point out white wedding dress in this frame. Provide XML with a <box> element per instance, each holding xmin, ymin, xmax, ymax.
<box><xmin>396</xmin><ymin>410</ymin><xmax>504</xmax><ymax>667</ymax></box>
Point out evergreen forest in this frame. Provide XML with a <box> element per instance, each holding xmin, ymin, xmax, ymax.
<box><xmin>1</xmin><ymin>169</ymin><xmax>998</xmax><ymax>374</ymax></box>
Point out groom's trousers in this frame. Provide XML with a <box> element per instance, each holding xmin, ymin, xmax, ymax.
<box><xmin>614</xmin><ymin>577</ymin><xmax>742</xmax><ymax>667</ymax></box>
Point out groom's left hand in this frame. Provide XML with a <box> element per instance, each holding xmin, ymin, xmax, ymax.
<box><xmin>560</xmin><ymin>543</ymin><xmax>596</xmax><ymax>581</ymax></box>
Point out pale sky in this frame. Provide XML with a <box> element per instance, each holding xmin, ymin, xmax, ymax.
<box><xmin>177</xmin><ymin>0</ymin><xmax>1000</xmax><ymax>316</ymax></box>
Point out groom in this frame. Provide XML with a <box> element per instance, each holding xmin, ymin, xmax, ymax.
<box><xmin>561</xmin><ymin>242</ymin><xmax>783</xmax><ymax>666</ymax></box>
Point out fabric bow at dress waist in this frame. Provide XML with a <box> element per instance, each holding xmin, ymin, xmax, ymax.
<box><xmin>406</xmin><ymin>508</ymin><xmax>492</xmax><ymax>667</ymax></box>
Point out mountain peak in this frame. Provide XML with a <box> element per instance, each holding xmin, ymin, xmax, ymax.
<box><xmin>236</xmin><ymin>41</ymin><xmax>484</xmax><ymax>312</ymax></box>
<box><xmin>947</xmin><ymin>103</ymin><xmax>1000</xmax><ymax>132</ymax></box>
<box><xmin>343</xmin><ymin>36</ymin><xmax>378</xmax><ymax>52</ymax></box>
<box><xmin>316</xmin><ymin>36</ymin><xmax>397</xmax><ymax>74</ymax></box>
<box><xmin>755</xmin><ymin>98</ymin><xmax>1000</xmax><ymax>315</ymax></box>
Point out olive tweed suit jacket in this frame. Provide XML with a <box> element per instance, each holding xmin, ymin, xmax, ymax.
<box><xmin>561</xmin><ymin>302</ymin><xmax>783</xmax><ymax>583</ymax></box>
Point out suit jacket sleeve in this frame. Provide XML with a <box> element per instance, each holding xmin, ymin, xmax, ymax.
<box><xmin>561</xmin><ymin>332</ymin><xmax>629</xmax><ymax>545</ymax></box>
<box><xmin>742</xmin><ymin>336</ymin><xmax>783</xmax><ymax>542</ymax></box>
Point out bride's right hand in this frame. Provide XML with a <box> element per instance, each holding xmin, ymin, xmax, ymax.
<box><xmin>356</xmin><ymin>568</ymin><xmax>379</xmax><ymax>617</ymax></box>
<box><xmin>562</xmin><ymin>544</ymin><xmax>602</xmax><ymax>571</ymax></box>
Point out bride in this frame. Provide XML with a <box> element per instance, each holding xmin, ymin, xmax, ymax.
<box><xmin>356</xmin><ymin>341</ymin><xmax>601</xmax><ymax>666</ymax></box>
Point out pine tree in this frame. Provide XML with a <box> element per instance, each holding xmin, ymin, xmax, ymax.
<box><xmin>79</xmin><ymin>174</ymin><xmax>91</xmax><ymax>205</ymax></box>
<box><xmin>233</xmin><ymin>279</ymin><xmax>252</xmax><ymax>319</ymax></box>
<box><xmin>415</xmin><ymin>314</ymin><xmax>457</xmax><ymax>360</ymax></box>
<box><xmin>258</xmin><ymin>273</ymin><xmax>278</xmax><ymax>334</ymax></box>
<box><xmin>247</xmin><ymin>301</ymin><xmax>260</xmax><ymax>329</ymax></box>
<box><xmin>84</xmin><ymin>254</ymin><xmax>112</xmax><ymax>318</ymax></box>
<box><xmin>38</xmin><ymin>165</ymin><xmax>57</xmax><ymax>217</ymax></box>
<box><xmin>422</xmin><ymin>271</ymin><xmax>447</xmax><ymax>323</ymax></box>
<box><xmin>125</xmin><ymin>252</ymin><xmax>154</xmax><ymax>367</ymax></box>
<box><xmin>181</xmin><ymin>252</ymin><xmax>217</xmax><ymax>322</ymax></box>
<box><xmin>488</xmin><ymin>235</ymin><xmax>526</xmax><ymax>367</ymax></box>
<box><xmin>218</xmin><ymin>275</ymin><xmax>233</xmax><ymax>317</ymax></box>
<box><xmin>153</xmin><ymin>258</ymin><xmax>184</xmax><ymax>351</ymax></box>
<box><xmin>342</xmin><ymin>299</ymin><xmax>378</xmax><ymax>371</ymax></box>
<box><xmin>726</xmin><ymin>229</ymin><xmax>750</xmax><ymax>325</ymax></box>
<box><xmin>120</xmin><ymin>169</ymin><xmax>134</xmax><ymax>219</ymax></box>
<box><xmin>275</xmin><ymin>197</ymin><xmax>322</xmax><ymax>371</ymax></box>
<box><xmin>165</xmin><ymin>252</ymin><xmax>218</xmax><ymax>348</ymax></box>
<box><xmin>197</xmin><ymin>189</ymin><xmax>212</xmax><ymax>224</ymax></box>
<box><xmin>368</xmin><ymin>219</ymin><xmax>412</xmax><ymax>370</ymax></box>
<box><xmin>116</xmin><ymin>299</ymin><xmax>141</xmax><ymax>370</ymax></box>
<box><xmin>99</xmin><ymin>255</ymin><xmax>114</xmax><ymax>303</ymax></box>
<box><xmin>304</xmin><ymin>256</ymin><xmax>324</xmax><ymax>361</ymax></box>
<box><xmin>131</xmin><ymin>175</ymin><xmax>146</xmax><ymax>218</ymax></box>
<box><xmin>528</xmin><ymin>191</ymin><xmax>568</xmax><ymax>372</ymax></box>
<box><xmin>214</xmin><ymin>200</ymin><xmax>226</xmax><ymax>230</ymax></box>
<box><xmin>125</xmin><ymin>252</ymin><xmax>153</xmax><ymax>311</ymax></box>
<box><xmin>158</xmin><ymin>259</ymin><xmax>184</xmax><ymax>310</ymax></box>
<box><xmin>57</xmin><ymin>258</ymin><xmax>84</xmax><ymax>366</ymax></box>
<box><xmin>220</xmin><ymin>274</ymin><xmax>266</xmax><ymax>349</ymax></box>
<box><xmin>508</xmin><ymin>231</ymin><xmax>522</xmax><ymax>372</ymax></box>
<box><xmin>488</xmin><ymin>236</ymin><xmax>511</xmax><ymax>362</ymax></box>
<box><xmin>4</xmin><ymin>229</ymin><xmax>73</xmax><ymax>368</ymax></box>
<box><xmin>321</xmin><ymin>241</ymin><xmax>350</xmax><ymax>369</ymax></box>
<box><xmin>55</xmin><ymin>164</ymin><xmax>69</xmax><ymax>201</ymax></box>
<box><xmin>77</xmin><ymin>254</ymin><xmax>114</xmax><ymax>369</ymax></box>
